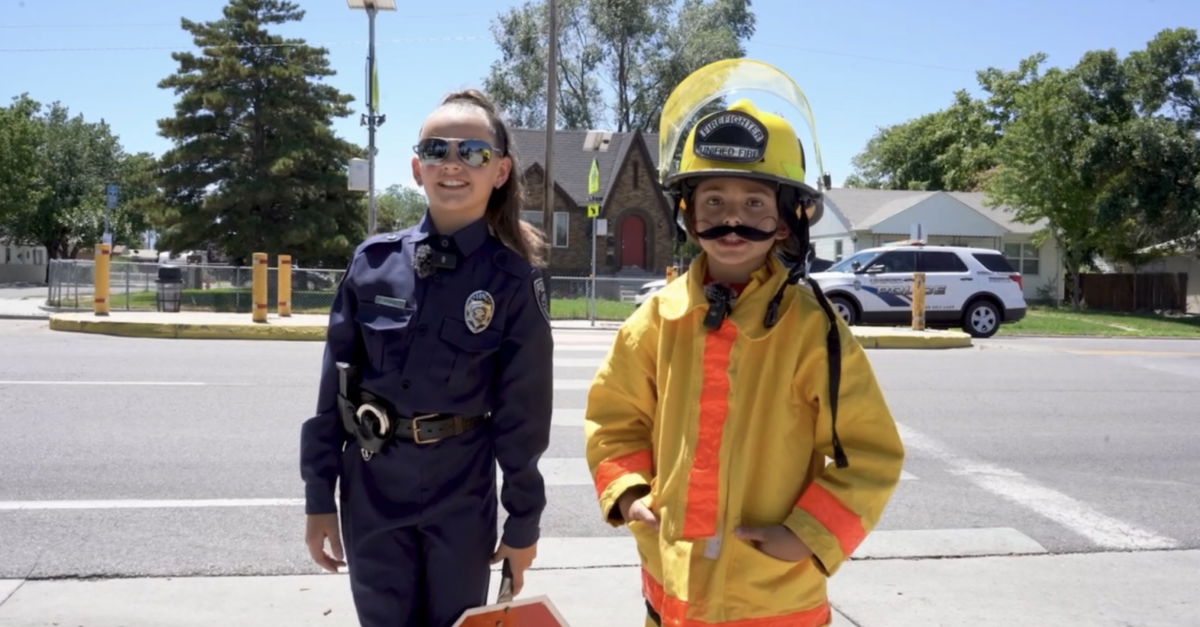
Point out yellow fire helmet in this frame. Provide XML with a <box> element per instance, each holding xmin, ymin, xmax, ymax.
<box><xmin>664</xmin><ymin>98</ymin><xmax>823</xmax><ymax>225</ymax></box>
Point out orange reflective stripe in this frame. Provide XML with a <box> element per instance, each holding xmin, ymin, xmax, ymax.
<box><xmin>594</xmin><ymin>449</ymin><xmax>653</xmax><ymax>498</ymax></box>
<box><xmin>643</xmin><ymin>569</ymin><xmax>831</xmax><ymax>626</ymax></box>
<box><xmin>682</xmin><ymin>319</ymin><xmax>737</xmax><ymax>538</ymax></box>
<box><xmin>795</xmin><ymin>482</ymin><xmax>866</xmax><ymax>557</ymax></box>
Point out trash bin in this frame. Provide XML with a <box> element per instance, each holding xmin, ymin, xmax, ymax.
<box><xmin>156</xmin><ymin>265</ymin><xmax>183</xmax><ymax>313</ymax></box>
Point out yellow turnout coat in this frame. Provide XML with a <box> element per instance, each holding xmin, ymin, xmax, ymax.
<box><xmin>585</xmin><ymin>254</ymin><xmax>904</xmax><ymax>626</ymax></box>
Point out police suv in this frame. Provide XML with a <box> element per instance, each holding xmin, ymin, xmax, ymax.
<box><xmin>810</xmin><ymin>244</ymin><xmax>1027</xmax><ymax>338</ymax></box>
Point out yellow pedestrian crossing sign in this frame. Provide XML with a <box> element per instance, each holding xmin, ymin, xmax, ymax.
<box><xmin>588</xmin><ymin>158</ymin><xmax>600</xmax><ymax>196</ymax></box>
<box><xmin>588</xmin><ymin>203</ymin><xmax>600</xmax><ymax>218</ymax></box>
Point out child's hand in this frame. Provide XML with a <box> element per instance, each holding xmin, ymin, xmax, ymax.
<box><xmin>491</xmin><ymin>542</ymin><xmax>537</xmax><ymax>596</ymax></box>
<box><xmin>305</xmin><ymin>513</ymin><xmax>346</xmax><ymax>572</ymax></box>
<box><xmin>618</xmin><ymin>490</ymin><xmax>659</xmax><ymax>530</ymax></box>
<box><xmin>734</xmin><ymin>525</ymin><xmax>813</xmax><ymax>562</ymax></box>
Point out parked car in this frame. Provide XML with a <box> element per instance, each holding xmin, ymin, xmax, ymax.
<box><xmin>810</xmin><ymin>244</ymin><xmax>1027</xmax><ymax>338</ymax></box>
<box><xmin>293</xmin><ymin>268</ymin><xmax>337</xmax><ymax>291</ymax></box>
<box><xmin>635</xmin><ymin>278</ymin><xmax>667</xmax><ymax>305</ymax></box>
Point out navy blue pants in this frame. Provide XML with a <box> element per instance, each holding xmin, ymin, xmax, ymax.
<box><xmin>344</xmin><ymin>520</ymin><xmax>495</xmax><ymax>627</ymax></box>
<box><xmin>339</xmin><ymin>429</ymin><xmax>499</xmax><ymax>627</ymax></box>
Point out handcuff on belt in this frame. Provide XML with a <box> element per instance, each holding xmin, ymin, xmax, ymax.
<box><xmin>336</xmin><ymin>362</ymin><xmax>487</xmax><ymax>461</ymax></box>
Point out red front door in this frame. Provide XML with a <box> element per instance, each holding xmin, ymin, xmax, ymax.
<box><xmin>620</xmin><ymin>216</ymin><xmax>646</xmax><ymax>268</ymax></box>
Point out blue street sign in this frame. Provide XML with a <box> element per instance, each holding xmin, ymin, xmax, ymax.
<box><xmin>106</xmin><ymin>184</ymin><xmax>120</xmax><ymax>209</ymax></box>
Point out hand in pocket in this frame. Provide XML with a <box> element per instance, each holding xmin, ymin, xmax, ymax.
<box><xmin>734</xmin><ymin>525</ymin><xmax>813</xmax><ymax>562</ymax></box>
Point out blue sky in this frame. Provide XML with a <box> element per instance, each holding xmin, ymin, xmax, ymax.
<box><xmin>2</xmin><ymin>0</ymin><xmax>1195</xmax><ymax>193</ymax></box>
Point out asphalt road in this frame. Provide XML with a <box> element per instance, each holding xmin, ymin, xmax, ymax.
<box><xmin>1</xmin><ymin>319</ymin><xmax>1197</xmax><ymax>580</ymax></box>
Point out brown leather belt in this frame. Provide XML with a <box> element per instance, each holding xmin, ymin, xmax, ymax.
<box><xmin>345</xmin><ymin>400</ymin><xmax>487</xmax><ymax>448</ymax></box>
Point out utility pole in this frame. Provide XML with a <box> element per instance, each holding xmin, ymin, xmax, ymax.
<box><xmin>543</xmin><ymin>0</ymin><xmax>559</xmax><ymax>256</ymax></box>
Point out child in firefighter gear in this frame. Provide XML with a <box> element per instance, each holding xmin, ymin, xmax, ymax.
<box><xmin>585</xmin><ymin>98</ymin><xmax>904</xmax><ymax>626</ymax></box>
<box><xmin>300</xmin><ymin>89</ymin><xmax>553</xmax><ymax>627</ymax></box>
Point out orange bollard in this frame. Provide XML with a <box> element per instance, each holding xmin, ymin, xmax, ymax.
<box><xmin>278</xmin><ymin>255</ymin><xmax>292</xmax><ymax>317</ymax></box>
<box><xmin>94</xmin><ymin>243</ymin><xmax>111</xmax><ymax>316</ymax></box>
<box><xmin>912</xmin><ymin>272</ymin><xmax>926</xmax><ymax>331</ymax></box>
<box><xmin>252</xmin><ymin>252</ymin><xmax>268</xmax><ymax>323</ymax></box>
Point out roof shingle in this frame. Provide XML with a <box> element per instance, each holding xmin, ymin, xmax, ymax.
<box><xmin>508</xmin><ymin>129</ymin><xmax>659</xmax><ymax>205</ymax></box>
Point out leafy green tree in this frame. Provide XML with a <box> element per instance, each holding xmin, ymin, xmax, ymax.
<box><xmin>986</xmin><ymin>67</ymin><xmax>1103</xmax><ymax>308</ymax></box>
<box><xmin>848</xmin><ymin>91</ymin><xmax>996</xmax><ymax>191</ymax></box>
<box><xmin>0</xmin><ymin>95</ymin><xmax>159</xmax><ymax>270</ymax></box>
<box><xmin>157</xmin><ymin>0</ymin><xmax>363</xmax><ymax>267</ymax></box>
<box><xmin>2</xmin><ymin>102</ymin><xmax>124</xmax><ymax>261</ymax></box>
<box><xmin>376</xmin><ymin>185</ymin><xmax>428</xmax><ymax>232</ymax></box>
<box><xmin>485</xmin><ymin>0</ymin><xmax>753</xmax><ymax>132</ymax></box>
<box><xmin>0</xmin><ymin>95</ymin><xmax>47</xmax><ymax>246</ymax></box>
<box><xmin>115</xmin><ymin>152</ymin><xmax>166</xmax><ymax>249</ymax></box>
<box><xmin>1126</xmin><ymin>27</ymin><xmax>1199</xmax><ymax>128</ymax></box>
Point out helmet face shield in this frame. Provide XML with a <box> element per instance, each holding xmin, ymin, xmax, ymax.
<box><xmin>658</xmin><ymin>59</ymin><xmax>826</xmax><ymax>227</ymax></box>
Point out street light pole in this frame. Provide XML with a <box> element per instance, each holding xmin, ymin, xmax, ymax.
<box><xmin>347</xmin><ymin>0</ymin><xmax>395</xmax><ymax>234</ymax></box>
<box><xmin>366</xmin><ymin>5</ymin><xmax>378</xmax><ymax>234</ymax></box>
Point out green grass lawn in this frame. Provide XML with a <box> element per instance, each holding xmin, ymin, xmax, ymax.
<box><xmin>551</xmin><ymin>297</ymin><xmax>637</xmax><ymax>320</ymax></box>
<box><xmin>1001</xmin><ymin>306</ymin><xmax>1200</xmax><ymax>338</ymax></box>
<box><xmin>100</xmin><ymin>289</ymin><xmax>637</xmax><ymax>320</ymax></box>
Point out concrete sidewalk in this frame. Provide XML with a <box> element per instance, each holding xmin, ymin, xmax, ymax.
<box><xmin>45</xmin><ymin>311</ymin><xmax>973</xmax><ymax>348</ymax></box>
<box><xmin>1</xmin><ymin>550</ymin><xmax>1195</xmax><ymax>626</ymax></box>
<box><xmin>0</xmin><ymin>292</ymin><xmax>49</xmax><ymax>319</ymax></box>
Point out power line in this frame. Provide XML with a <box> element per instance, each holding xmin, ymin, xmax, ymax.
<box><xmin>0</xmin><ymin>13</ymin><xmax>478</xmax><ymax>30</ymax></box>
<box><xmin>0</xmin><ymin>35</ymin><xmax>488</xmax><ymax>54</ymax></box>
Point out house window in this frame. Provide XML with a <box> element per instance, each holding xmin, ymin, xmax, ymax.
<box><xmin>1004</xmin><ymin>243</ymin><xmax>1040</xmax><ymax>275</ymax></box>
<box><xmin>554</xmin><ymin>211</ymin><xmax>569</xmax><ymax>247</ymax></box>
<box><xmin>34</xmin><ymin>249</ymin><xmax>45</xmax><ymax>265</ymax></box>
<box><xmin>834</xmin><ymin>239</ymin><xmax>844</xmax><ymax>261</ymax></box>
<box><xmin>520</xmin><ymin>210</ymin><xmax>569</xmax><ymax>248</ymax></box>
<box><xmin>633</xmin><ymin>162</ymin><xmax>639</xmax><ymax>189</ymax></box>
<box><xmin>520</xmin><ymin>210</ymin><xmax>543</xmax><ymax>231</ymax></box>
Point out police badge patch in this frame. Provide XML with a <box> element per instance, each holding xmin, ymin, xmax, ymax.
<box><xmin>533</xmin><ymin>276</ymin><xmax>550</xmax><ymax>324</ymax></box>
<box><xmin>464</xmin><ymin>290</ymin><xmax>495</xmax><ymax>334</ymax></box>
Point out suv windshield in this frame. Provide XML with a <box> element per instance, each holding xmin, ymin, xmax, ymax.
<box><xmin>827</xmin><ymin>250</ymin><xmax>880</xmax><ymax>273</ymax></box>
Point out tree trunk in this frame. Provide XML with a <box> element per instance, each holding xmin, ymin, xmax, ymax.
<box><xmin>1072</xmin><ymin>268</ymin><xmax>1083</xmax><ymax>310</ymax></box>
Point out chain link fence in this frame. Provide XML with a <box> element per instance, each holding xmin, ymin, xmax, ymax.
<box><xmin>46</xmin><ymin>259</ymin><xmax>660</xmax><ymax>321</ymax></box>
<box><xmin>47</xmin><ymin>259</ymin><xmax>342</xmax><ymax>313</ymax></box>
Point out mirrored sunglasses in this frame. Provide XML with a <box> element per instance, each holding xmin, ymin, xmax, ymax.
<box><xmin>413</xmin><ymin>138</ymin><xmax>500</xmax><ymax>168</ymax></box>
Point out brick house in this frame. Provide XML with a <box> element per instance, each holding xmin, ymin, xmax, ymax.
<box><xmin>509</xmin><ymin>129</ymin><xmax>675</xmax><ymax>279</ymax></box>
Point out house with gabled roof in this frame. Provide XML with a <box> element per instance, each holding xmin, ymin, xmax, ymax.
<box><xmin>508</xmin><ymin>129</ymin><xmax>675</xmax><ymax>278</ymax></box>
<box><xmin>812</xmin><ymin>189</ymin><xmax>1064</xmax><ymax>302</ymax></box>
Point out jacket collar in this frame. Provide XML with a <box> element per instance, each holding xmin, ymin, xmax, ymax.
<box><xmin>658</xmin><ymin>253</ymin><xmax>795</xmax><ymax>339</ymax></box>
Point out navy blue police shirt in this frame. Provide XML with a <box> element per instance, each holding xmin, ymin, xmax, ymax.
<box><xmin>300</xmin><ymin>213</ymin><xmax>554</xmax><ymax>549</ymax></box>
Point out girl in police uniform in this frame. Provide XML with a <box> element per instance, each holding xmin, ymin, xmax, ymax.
<box><xmin>301</xmin><ymin>90</ymin><xmax>553</xmax><ymax>627</ymax></box>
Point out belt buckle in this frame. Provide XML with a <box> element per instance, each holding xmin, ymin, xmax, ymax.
<box><xmin>411</xmin><ymin>413</ymin><xmax>442</xmax><ymax>445</ymax></box>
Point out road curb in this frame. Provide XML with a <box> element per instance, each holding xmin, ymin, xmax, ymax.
<box><xmin>852</xmin><ymin>328</ymin><xmax>973</xmax><ymax>349</ymax></box>
<box><xmin>49</xmin><ymin>314</ymin><xmax>326</xmax><ymax>341</ymax></box>
<box><xmin>46</xmin><ymin>314</ymin><xmax>972</xmax><ymax>348</ymax></box>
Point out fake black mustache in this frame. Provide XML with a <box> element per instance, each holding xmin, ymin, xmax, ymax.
<box><xmin>695</xmin><ymin>224</ymin><xmax>778</xmax><ymax>241</ymax></box>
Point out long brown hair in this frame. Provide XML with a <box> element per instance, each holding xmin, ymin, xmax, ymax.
<box><xmin>440</xmin><ymin>90</ymin><xmax>546</xmax><ymax>268</ymax></box>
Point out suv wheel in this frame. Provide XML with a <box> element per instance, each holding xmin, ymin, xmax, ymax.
<box><xmin>962</xmin><ymin>300</ymin><xmax>1000</xmax><ymax>338</ymax></box>
<box><xmin>830</xmin><ymin>295</ymin><xmax>858</xmax><ymax>326</ymax></box>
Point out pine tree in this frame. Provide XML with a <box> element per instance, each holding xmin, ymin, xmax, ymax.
<box><xmin>157</xmin><ymin>0</ymin><xmax>364</xmax><ymax>266</ymax></box>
